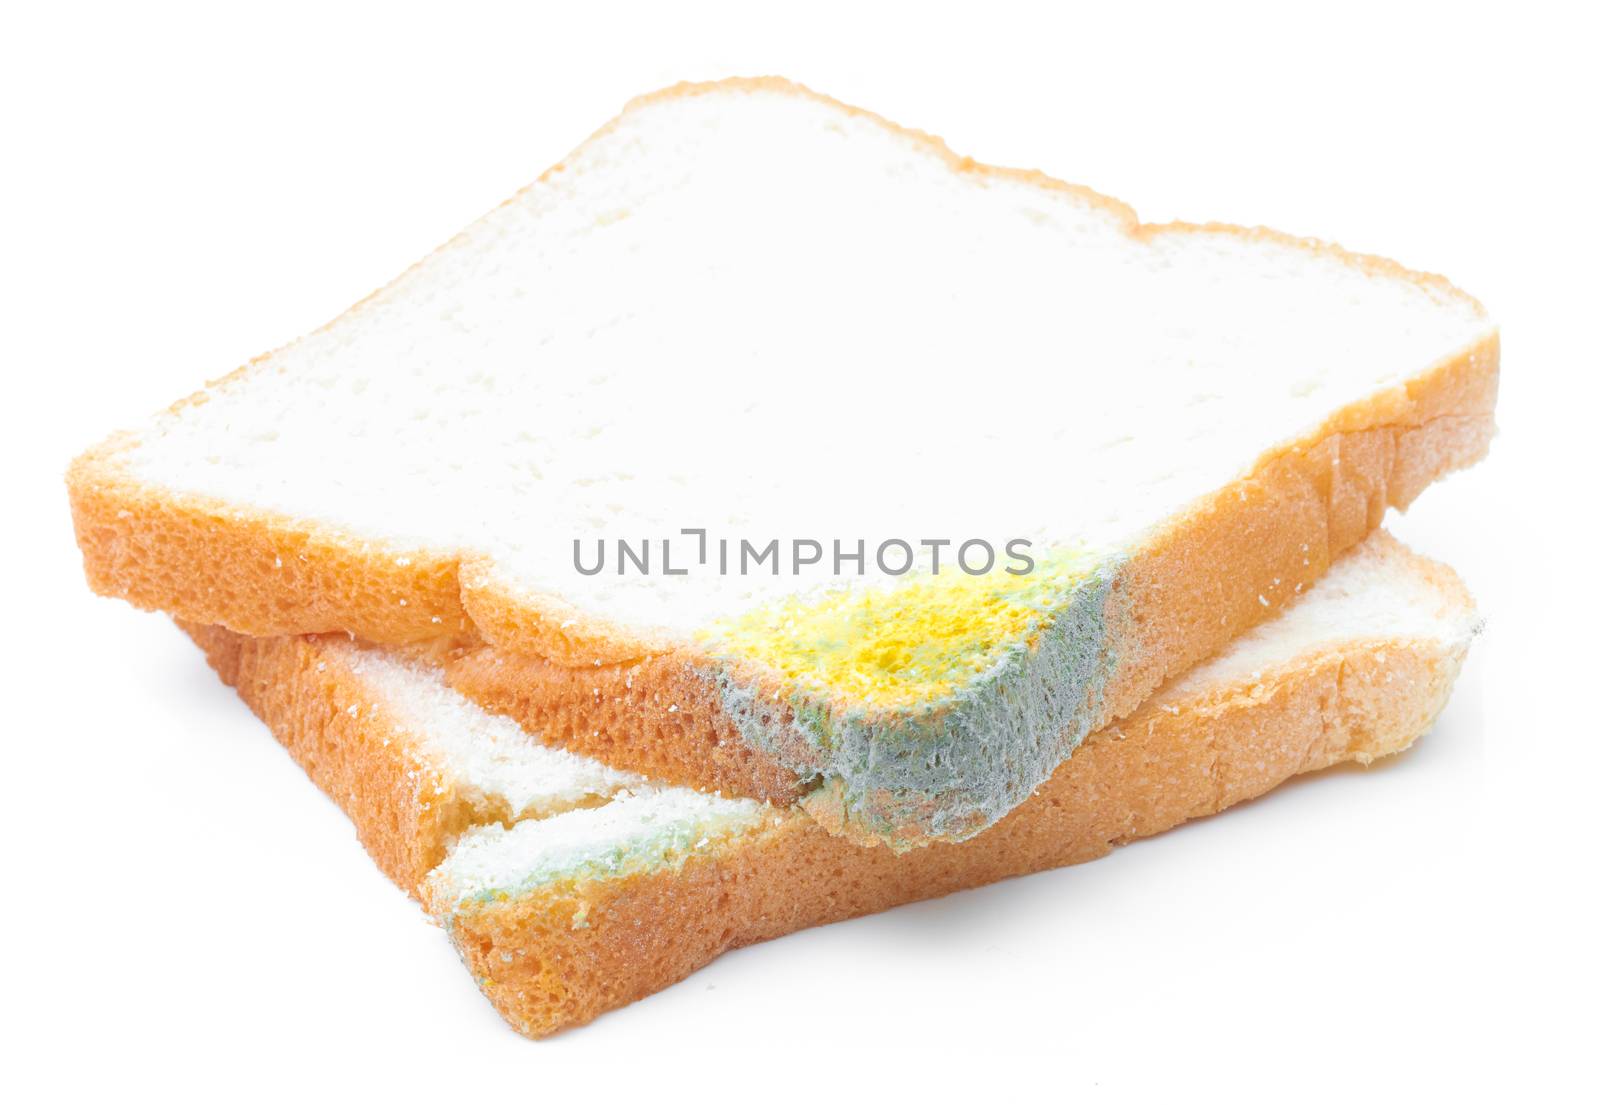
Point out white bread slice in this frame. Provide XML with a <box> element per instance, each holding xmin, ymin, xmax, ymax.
<box><xmin>188</xmin><ymin>531</ymin><xmax>1480</xmax><ymax>1037</ymax></box>
<box><xmin>78</xmin><ymin>78</ymin><xmax>1498</xmax><ymax>847</ymax></box>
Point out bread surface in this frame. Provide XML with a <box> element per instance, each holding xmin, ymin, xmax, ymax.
<box><xmin>77</xmin><ymin>77</ymin><xmax>1498</xmax><ymax>845</ymax></box>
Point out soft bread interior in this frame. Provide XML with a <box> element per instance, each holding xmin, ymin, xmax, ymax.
<box><xmin>82</xmin><ymin>78</ymin><xmax>1498</xmax><ymax>849</ymax></box>
<box><xmin>112</xmin><ymin>81</ymin><xmax>1489</xmax><ymax>646</ymax></box>
<box><xmin>429</xmin><ymin>790</ymin><xmax>773</xmax><ymax>908</ymax></box>
<box><xmin>337</xmin><ymin>647</ymin><xmax>643</xmax><ymax>820</ymax></box>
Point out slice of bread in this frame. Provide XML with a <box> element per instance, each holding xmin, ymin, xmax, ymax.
<box><xmin>188</xmin><ymin>531</ymin><xmax>1480</xmax><ymax>1036</ymax></box>
<box><xmin>76</xmin><ymin>78</ymin><xmax>1498</xmax><ymax>847</ymax></box>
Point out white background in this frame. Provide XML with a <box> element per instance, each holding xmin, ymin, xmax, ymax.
<box><xmin>3</xmin><ymin>1</ymin><xmax>1595</xmax><ymax>1099</ymax></box>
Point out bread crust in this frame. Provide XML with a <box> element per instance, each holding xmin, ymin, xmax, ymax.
<box><xmin>70</xmin><ymin>77</ymin><xmax>1499</xmax><ymax>842</ymax></box>
<box><xmin>187</xmin><ymin>534</ymin><xmax>1477</xmax><ymax>1038</ymax></box>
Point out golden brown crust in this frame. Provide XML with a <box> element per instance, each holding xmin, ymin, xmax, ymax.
<box><xmin>445</xmin><ymin>615</ymin><xmax>1471</xmax><ymax>1037</ymax></box>
<box><xmin>71</xmin><ymin>442</ymin><xmax>473</xmax><ymax>645</ymax></box>
<box><xmin>444</xmin><ymin>645</ymin><xmax>809</xmax><ymax>804</ymax></box>
<box><xmin>69</xmin><ymin>76</ymin><xmax>1499</xmax><ymax>826</ymax></box>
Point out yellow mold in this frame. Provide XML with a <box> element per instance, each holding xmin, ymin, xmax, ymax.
<box><xmin>703</xmin><ymin>547</ymin><xmax>1100</xmax><ymax>712</ymax></box>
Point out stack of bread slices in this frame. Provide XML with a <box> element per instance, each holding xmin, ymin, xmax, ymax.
<box><xmin>68</xmin><ymin>78</ymin><xmax>1498</xmax><ymax>1037</ymax></box>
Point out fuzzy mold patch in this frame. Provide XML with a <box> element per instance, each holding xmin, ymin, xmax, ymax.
<box><xmin>708</xmin><ymin>556</ymin><xmax>1121</xmax><ymax>849</ymax></box>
